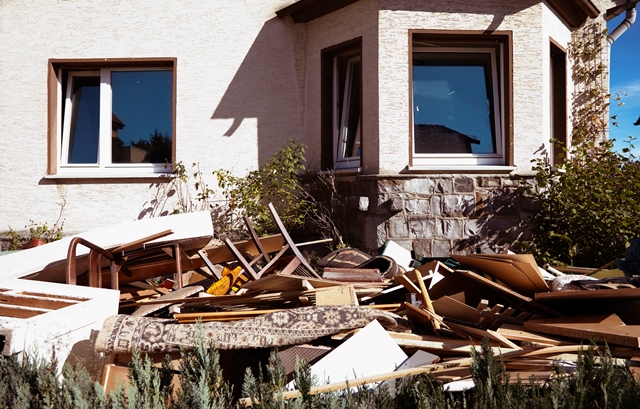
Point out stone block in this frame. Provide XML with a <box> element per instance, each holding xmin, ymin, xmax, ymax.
<box><xmin>432</xmin><ymin>240</ymin><xmax>453</xmax><ymax>257</ymax></box>
<box><xmin>442</xmin><ymin>195</ymin><xmax>474</xmax><ymax>217</ymax></box>
<box><xmin>437</xmin><ymin>219</ymin><xmax>465</xmax><ymax>239</ymax></box>
<box><xmin>477</xmin><ymin>176</ymin><xmax>502</xmax><ymax>187</ymax></box>
<box><xmin>388</xmin><ymin>215</ymin><xmax>409</xmax><ymax>238</ymax></box>
<box><xmin>404</xmin><ymin>178</ymin><xmax>435</xmax><ymax>195</ymax></box>
<box><xmin>434</xmin><ymin>178</ymin><xmax>454</xmax><ymax>194</ymax></box>
<box><xmin>377</xmin><ymin>179</ymin><xmax>403</xmax><ymax>193</ymax></box>
<box><xmin>454</xmin><ymin>177</ymin><xmax>474</xmax><ymax>193</ymax></box>
<box><xmin>408</xmin><ymin>217</ymin><xmax>436</xmax><ymax>238</ymax></box>
<box><xmin>412</xmin><ymin>239</ymin><xmax>432</xmax><ymax>258</ymax></box>
<box><xmin>405</xmin><ymin>198</ymin><xmax>430</xmax><ymax>214</ymax></box>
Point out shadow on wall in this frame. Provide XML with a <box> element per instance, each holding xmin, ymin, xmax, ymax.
<box><xmin>454</xmin><ymin>185</ymin><xmax>538</xmax><ymax>254</ymax></box>
<box><xmin>211</xmin><ymin>17</ymin><xmax>305</xmax><ymax>166</ymax></box>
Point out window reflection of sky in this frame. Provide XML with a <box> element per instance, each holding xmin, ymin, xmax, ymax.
<box><xmin>413</xmin><ymin>65</ymin><xmax>494</xmax><ymax>154</ymax></box>
<box><xmin>111</xmin><ymin>70</ymin><xmax>172</xmax><ymax>145</ymax></box>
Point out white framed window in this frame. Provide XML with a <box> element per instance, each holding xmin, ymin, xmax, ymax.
<box><xmin>49</xmin><ymin>59</ymin><xmax>175</xmax><ymax>177</ymax></box>
<box><xmin>321</xmin><ymin>40</ymin><xmax>362</xmax><ymax>171</ymax></box>
<box><xmin>333</xmin><ymin>54</ymin><xmax>361</xmax><ymax>169</ymax></box>
<box><xmin>411</xmin><ymin>35</ymin><xmax>509</xmax><ymax>168</ymax></box>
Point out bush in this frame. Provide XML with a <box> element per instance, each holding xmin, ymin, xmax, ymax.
<box><xmin>3</xmin><ymin>338</ymin><xmax>640</xmax><ymax>408</ymax></box>
<box><xmin>523</xmin><ymin>138</ymin><xmax>640</xmax><ymax>267</ymax></box>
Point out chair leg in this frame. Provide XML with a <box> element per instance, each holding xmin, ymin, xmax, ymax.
<box><xmin>267</xmin><ymin>203</ymin><xmax>321</xmax><ymax>278</ymax></box>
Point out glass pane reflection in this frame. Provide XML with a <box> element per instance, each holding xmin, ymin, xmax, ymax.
<box><xmin>111</xmin><ymin>70</ymin><xmax>173</xmax><ymax>164</ymax></box>
<box><xmin>413</xmin><ymin>53</ymin><xmax>495</xmax><ymax>154</ymax></box>
<box><xmin>68</xmin><ymin>76</ymin><xmax>100</xmax><ymax>164</ymax></box>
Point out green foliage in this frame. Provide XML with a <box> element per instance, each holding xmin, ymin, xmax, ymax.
<box><xmin>6</xmin><ymin>219</ymin><xmax>65</xmax><ymax>250</ymax></box>
<box><xmin>4</xmin><ymin>338</ymin><xmax>640</xmax><ymax>408</ymax></box>
<box><xmin>212</xmin><ymin>140</ymin><xmax>315</xmax><ymax>237</ymax></box>
<box><xmin>110</xmin><ymin>350</ymin><xmax>174</xmax><ymax>409</ymax></box>
<box><xmin>521</xmin><ymin>21</ymin><xmax>640</xmax><ymax>267</ymax></box>
<box><xmin>524</xmin><ymin>134</ymin><xmax>640</xmax><ymax>267</ymax></box>
<box><xmin>241</xmin><ymin>350</ymin><xmax>287</xmax><ymax>409</ymax></box>
<box><xmin>173</xmin><ymin>325</ymin><xmax>233</xmax><ymax>409</ymax></box>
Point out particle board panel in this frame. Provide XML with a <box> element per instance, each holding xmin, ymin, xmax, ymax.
<box><xmin>524</xmin><ymin>314</ymin><xmax>640</xmax><ymax>348</ymax></box>
<box><xmin>452</xmin><ymin>254</ymin><xmax>548</xmax><ymax>295</ymax></box>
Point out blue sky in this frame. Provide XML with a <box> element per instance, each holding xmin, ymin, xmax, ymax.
<box><xmin>608</xmin><ymin>14</ymin><xmax>640</xmax><ymax>156</ymax></box>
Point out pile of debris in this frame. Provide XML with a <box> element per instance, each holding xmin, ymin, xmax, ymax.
<box><xmin>2</xmin><ymin>205</ymin><xmax>640</xmax><ymax>399</ymax></box>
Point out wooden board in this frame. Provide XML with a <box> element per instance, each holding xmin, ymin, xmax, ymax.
<box><xmin>524</xmin><ymin>314</ymin><xmax>640</xmax><ymax>348</ymax></box>
<box><xmin>535</xmin><ymin>287</ymin><xmax>640</xmax><ymax>303</ymax></box>
<box><xmin>432</xmin><ymin>295</ymin><xmax>478</xmax><ymax>323</ymax></box>
<box><xmin>131</xmin><ymin>285</ymin><xmax>203</xmax><ymax>317</ymax></box>
<box><xmin>315</xmin><ymin>285</ymin><xmax>358</xmax><ymax>306</ymax></box>
<box><xmin>200</xmin><ymin>234</ymin><xmax>284</xmax><ymax>265</ymax></box>
<box><xmin>451</xmin><ymin>269</ymin><xmax>561</xmax><ymax>317</ymax></box>
<box><xmin>452</xmin><ymin>254</ymin><xmax>548</xmax><ymax>295</ymax></box>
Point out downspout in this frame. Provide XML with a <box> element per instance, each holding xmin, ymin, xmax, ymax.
<box><xmin>607</xmin><ymin>2</ymin><xmax>638</xmax><ymax>44</ymax></box>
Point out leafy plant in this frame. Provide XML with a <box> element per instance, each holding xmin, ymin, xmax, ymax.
<box><xmin>212</xmin><ymin>139</ymin><xmax>314</xmax><ymax>238</ymax></box>
<box><xmin>520</xmin><ymin>22</ymin><xmax>640</xmax><ymax>268</ymax></box>
<box><xmin>523</xmin><ymin>138</ymin><xmax>640</xmax><ymax>267</ymax></box>
<box><xmin>7</xmin><ymin>219</ymin><xmax>65</xmax><ymax>251</ymax></box>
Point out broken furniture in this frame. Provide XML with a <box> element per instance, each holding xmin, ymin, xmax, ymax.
<box><xmin>0</xmin><ymin>278</ymin><xmax>119</xmax><ymax>376</ymax></box>
<box><xmin>65</xmin><ymin>230</ymin><xmax>212</xmax><ymax>290</ymax></box>
<box><xmin>223</xmin><ymin>203</ymin><xmax>321</xmax><ymax>280</ymax></box>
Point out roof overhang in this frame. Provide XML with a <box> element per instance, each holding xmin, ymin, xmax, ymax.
<box><xmin>277</xmin><ymin>0</ymin><xmax>600</xmax><ymax>27</ymax></box>
<box><xmin>546</xmin><ymin>0</ymin><xmax>601</xmax><ymax>28</ymax></box>
<box><xmin>276</xmin><ymin>0</ymin><xmax>360</xmax><ymax>23</ymax></box>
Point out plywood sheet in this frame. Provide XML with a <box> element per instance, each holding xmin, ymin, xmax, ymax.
<box><xmin>452</xmin><ymin>254</ymin><xmax>548</xmax><ymax>295</ymax></box>
<box><xmin>524</xmin><ymin>314</ymin><xmax>640</xmax><ymax>347</ymax></box>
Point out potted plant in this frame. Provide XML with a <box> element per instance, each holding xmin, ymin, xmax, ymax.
<box><xmin>7</xmin><ymin>219</ymin><xmax>64</xmax><ymax>250</ymax></box>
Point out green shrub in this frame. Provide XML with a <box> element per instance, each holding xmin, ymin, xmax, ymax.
<box><xmin>523</xmin><ymin>139</ymin><xmax>640</xmax><ymax>267</ymax></box>
<box><xmin>212</xmin><ymin>139</ymin><xmax>315</xmax><ymax>237</ymax></box>
<box><xmin>6</xmin><ymin>337</ymin><xmax>640</xmax><ymax>408</ymax></box>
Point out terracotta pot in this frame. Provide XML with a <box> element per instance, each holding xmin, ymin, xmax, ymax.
<box><xmin>21</xmin><ymin>238</ymin><xmax>47</xmax><ymax>250</ymax></box>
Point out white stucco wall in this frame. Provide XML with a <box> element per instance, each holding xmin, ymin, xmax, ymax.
<box><xmin>0</xmin><ymin>0</ymin><xmax>301</xmax><ymax>234</ymax></box>
<box><xmin>0</xmin><ymin>0</ymin><xmax>612</xmax><ymax>235</ymax></box>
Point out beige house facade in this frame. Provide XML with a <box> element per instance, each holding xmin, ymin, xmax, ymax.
<box><xmin>0</xmin><ymin>0</ymin><xmax>617</xmax><ymax>255</ymax></box>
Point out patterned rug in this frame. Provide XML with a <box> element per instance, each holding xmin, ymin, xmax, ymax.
<box><xmin>95</xmin><ymin>305</ymin><xmax>410</xmax><ymax>354</ymax></box>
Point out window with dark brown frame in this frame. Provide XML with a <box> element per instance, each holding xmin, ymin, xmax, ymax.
<box><xmin>321</xmin><ymin>39</ymin><xmax>362</xmax><ymax>170</ymax></box>
<box><xmin>410</xmin><ymin>32</ymin><xmax>512</xmax><ymax>167</ymax></box>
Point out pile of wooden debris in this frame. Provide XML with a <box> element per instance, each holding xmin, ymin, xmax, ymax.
<box><xmin>1</xmin><ymin>206</ymin><xmax>639</xmax><ymax>398</ymax></box>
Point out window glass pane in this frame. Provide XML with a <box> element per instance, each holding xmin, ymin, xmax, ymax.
<box><xmin>338</xmin><ymin>58</ymin><xmax>361</xmax><ymax>161</ymax></box>
<box><xmin>413</xmin><ymin>53</ymin><xmax>495</xmax><ymax>154</ymax></box>
<box><xmin>111</xmin><ymin>70</ymin><xmax>173</xmax><ymax>164</ymax></box>
<box><xmin>67</xmin><ymin>76</ymin><xmax>100</xmax><ymax>164</ymax></box>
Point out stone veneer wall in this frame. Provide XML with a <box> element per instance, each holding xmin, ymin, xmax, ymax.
<box><xmin>329</xmin><ymin>174</ymin><xmax>540</xmax><ymax>258</ymax></box>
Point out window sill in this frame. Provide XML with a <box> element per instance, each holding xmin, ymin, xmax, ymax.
<box><xmin>44</xmin><ymin>172</ymin><xmax>172</xmax><ymax>180</ymax></box>
<box><xmin>320</xmin><ymin>167</ymin><xmax>362</xmax><ymax>176</ymax></box>
<box><xmin>406</xmin><ymin>165</ymin><xmax>517</xmax><ymax>174</ymax></box>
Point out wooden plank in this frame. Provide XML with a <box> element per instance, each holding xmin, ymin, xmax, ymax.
<box><xmin>452</xmin><ymin>255</ymin><xmax>547</xmax><ymax>295</ymax></box>
<box><xmin>321</xmin><ymin>268</ymin><xmax>384</xmax><ymax>282</ymax></box>
<box><xmin>200</xmin><ymin>234</ymin><xmax>284</xmax><ymax>265</ymax></box>
<box><xmin>315</xmin><ymin>285</ymin><xmax>359</xmax><ymax>306</ymax></box>
<box><xmin>535</xmin><ymin>287</ymin><xmax>640</xmax><ymax>303</ymax></box>
<box><xmin>452</xmin><ymin>269</ymin><xmax>562</xmax><ymax>317</ymax></box>
<box><xmin>0</xmin><ymin>293</ymin><xmax>77</xmax><ymax>310</ymax></box>
<box><xmin>524</xmin><ymin>314</ymin><xmax>640</xmax><ymax>348</ymax></box>
<box><xmin>414</xmin><ymin>269</ymin><xmax>440</xmax><ymax>331</ymax></box>
<box><xmin>432</xmin><ymin>295</ymin><xmax>478</xmax><ymax>323</ymax></box>
<box><xmin>131</xmin><ymin>285</ymin><xmax>204</xmax><ymax>317</ymax></box>
<box><xmin>110</xmin><ymin>229</ymin><xmax>175</xmax><ymax>253</ymax></box>
<box><xmin>496</xmin><ymin>324</ymin><xmax>568</xmax><ymax>347</ymax></box>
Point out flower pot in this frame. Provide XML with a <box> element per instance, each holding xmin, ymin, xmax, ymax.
<box><xmin>21</xmin><ymin>238</ymin><xmax>47</xmax><ymax>250</ymax></box>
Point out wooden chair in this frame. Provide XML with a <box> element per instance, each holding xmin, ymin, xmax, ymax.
<box><xmin>223</xmin><ymin>203</ymin><xmax>321</xmax><ymax>280</ymax></box>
